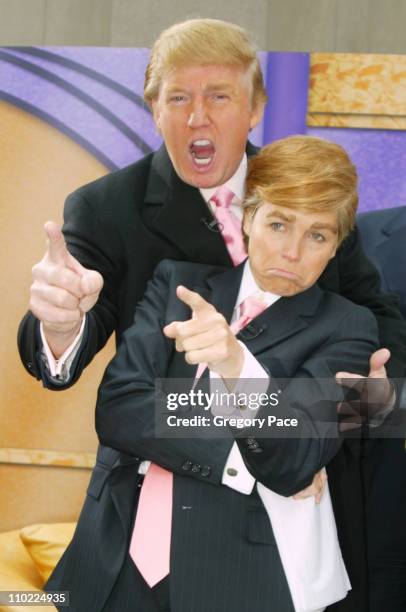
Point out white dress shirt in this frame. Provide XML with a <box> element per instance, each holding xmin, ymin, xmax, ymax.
<box><xmin>201</xmin><ymin>153</ymin><xmax>247</xmax><ymax>220</ymax></box>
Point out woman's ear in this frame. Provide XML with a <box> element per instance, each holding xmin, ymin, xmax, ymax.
<box><xmin>329</xmin><ymin>241</ymin><xmax>338</xmax><ymax>260</ymax></box>
<box><xmin>242</xmin><ymin>208</ymin><xmax>253</xmax><ymax>238</ymax></box>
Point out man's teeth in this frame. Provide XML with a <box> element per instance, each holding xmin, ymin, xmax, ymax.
<box><xmin>193</xmin><ymin>157</ymin><xmax>211</xmax><ymax>165</ymax></box>
<box><xmin>193</xmin><ymin>139</ymin><xmax>211</xmax><ymax>146</ymax></box>
<box><xmin>190</xmin><ymin>139</ymin><xmax>214</xmax><ymax>165</ymax></box>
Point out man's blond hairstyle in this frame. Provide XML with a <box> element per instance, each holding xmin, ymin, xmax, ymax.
<box><xmin>144</xmin><ymin>18</ymin><xmax>267</xmax><ymax>109</ymax></box>
<box><xmin>244</xmin><ymin>136</ymin><xmax>359</xmax><ymax>245</ymax></box>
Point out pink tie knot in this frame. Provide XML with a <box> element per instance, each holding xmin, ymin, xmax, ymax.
<box><xmin>211</xmin><ymin>186</ymin><xmax>235</xmax><ymax>209</ymax></box>
<box><xmin>240</xmin><ymin>296</ymin><xmax>266</xmax><ymax>321</ymax></box>
<box><xmin>231</xmin><ymin>295</ymin><xmax>266</xmax><ymax>334</ymax></box>
<box><xmin>210</xmin><ymin>186</ymin><xmax>246</xmax><ymax>266</ymax></box>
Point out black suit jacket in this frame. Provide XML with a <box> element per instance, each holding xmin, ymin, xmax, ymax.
<box><xmin>49</xmin><ymin>260</ymin><xmax>379</xmax><ymax>612</ymax></box>
<box><xmin>357</xmin><ymin>205</ymin><xmax>406</xmax><ymax>318</ymax></box>
<box><xmin>357</xmin><ymin>206</ymin><xmax>406</xmax><ymax>611</ymax></box>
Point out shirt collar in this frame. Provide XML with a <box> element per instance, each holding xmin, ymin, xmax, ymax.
<box><xmin>235</xmin><ymin>260</ymin><xmax>281</xmax><ymax>312</ymax></box>
<box><xmin>199</xmin><ymin>154</ymin><xmax>247</xmax><ymax>204</ymax></box>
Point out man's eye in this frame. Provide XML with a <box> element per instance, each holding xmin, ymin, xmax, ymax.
<box><xmin>270</xmin><ymin>222</ymin><xmax>285</xmax><ymax>232</ymax></box>
<box><xmin>169</xmin><ymin>95</ymin><xmax>187</xmax><ymax>103</ymax></box>
<box><xmin>310</xmin><ymin>232</ymin><xmax>325</xmax><ymax>242</ymax></box>
<box><xmin>212</xmin><ymin>93</ymin><xmax>228</xmax><ymax>101</ymax></box>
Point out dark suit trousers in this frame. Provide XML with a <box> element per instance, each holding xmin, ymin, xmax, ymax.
<box><xmin>101</xmin><ymin>556</ymin><xmax>170</xmax><ymax>612</ymax></box>
<box><xmin>365</xmin><ymin>437</ymin><xmax>406</xmax><ymax>612</ymax></box>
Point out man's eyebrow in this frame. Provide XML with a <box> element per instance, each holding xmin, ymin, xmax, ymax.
<box><xmin>310</xmin><ymin>223</ymin><xmax>338</xmax><ymax>233</ymax></box>
<box><xmin>265</xmin><ymin>210</ymin><xmax>296</xmax><ymax>222</ymax></box>
<box><xmin>164</xmin><ymin>83</ymin><xmax>235</xmax><ymax>97</ymax></box>
<box><xmin>204</xmin><ymin>82</ymin><xmax>235</xmax><ymax>92</ymax></box>
<box><xmin>164</xmin><ymin>85</ymin><xmax>189</xmax><ymax>94</ymax></box>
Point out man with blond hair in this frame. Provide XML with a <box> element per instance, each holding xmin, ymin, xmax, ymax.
<box><xmin>18</xmin><ymin>18</ymin><xmax>406</xmax><ymax>612</ymax></box>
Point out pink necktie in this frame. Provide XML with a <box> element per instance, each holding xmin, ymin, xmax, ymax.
<box><xmin>130</xmin><ymin>463</ymin><xmax>173</xmax><ymax>587</ymax></box>
<box><xmin>231</xmin><ymin>295</ymin><xmax>267</xmax><ymax>334</ymax></box>
<box><xmin>210</xmin><ymin>186</ymin><xmax>247</xmax><ymax>265</ymax></box>
<box><xmin>195</xmin><ymin>294</ymin><xmax>267</xmax><ymax>381</ymax></box>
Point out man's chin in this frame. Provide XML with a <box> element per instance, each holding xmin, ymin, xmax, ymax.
<box><xmin>177</xmin><ymin>160</ymin><xmax>233</xmax><ymax>190</ymax></box>
<box><xmin>261</xmin><ymin>277</ymin><xmax>304</xmax><ymax>297</ymax></box>
<box><xmin>182</xmin><ymin>171</ymin><xmax>223</xmax><ymax>190</ymax></box>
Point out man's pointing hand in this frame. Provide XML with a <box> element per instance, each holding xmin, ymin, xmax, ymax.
<box><xmin>30</xmin><ymin>221</ymin><xmax>103</xmax><ymax>357</ymax></box>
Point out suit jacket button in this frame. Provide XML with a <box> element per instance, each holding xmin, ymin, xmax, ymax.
<box><xmin>251</xmin><ymin>445</ymin><xmax>263</xmax><ymax>453</ymax></box>
<box><xmin>182</xmin><ymin>460</ymin><xmax>193</xmax><ymax>471</ymax></box>
<box><xmin>201</xmin><ymin>466</ymin><xmax>211</xmax><ymax>477</ymax></box>
<box><xmin>226</xmin><ymin>467</ymin><xmax>238</xmax><ymax>477</ymax></box>
<box><xmin>191</xmin><ymin>463</ymin><xmax>201</xmax><ymax>473</ymax></box>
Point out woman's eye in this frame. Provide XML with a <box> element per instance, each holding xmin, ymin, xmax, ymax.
<box><xmin>310</xmin><ymin>232</ymin><xmax>325</xmax><ymax>242</ymax></box>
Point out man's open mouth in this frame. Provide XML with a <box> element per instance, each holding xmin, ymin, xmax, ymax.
<box><xmin>190</xmin><ymin>139</ymin><xmax>216</xmax><ymax>167</ymax></box>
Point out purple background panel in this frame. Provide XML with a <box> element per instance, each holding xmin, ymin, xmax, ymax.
<box><xmin>1</xmin><ymin>46</ymin><xmax>405</xmax><ymax>212</ymax></box>
<box><xmin>0</xmin><ymin>47</ymin><xmax>156</xmax><ymax>169</ymax></box>
<box><xmin>263</xmin><ymin>52</ymin><xmax>310</xmax><ymax>143</ymax></box>
<box><xmin>0</xmin><ymin>47</ymin><xmax>268</xmax><ymax>168</ymax></box>
<box><xmin>307</xmin><ymin>127</ymin><xmax>406</xmax><ymax>212</ymax></box>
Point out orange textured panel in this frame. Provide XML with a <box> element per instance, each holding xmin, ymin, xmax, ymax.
<box><xmin>309</xmin><ymin>53</ymin><xmax>406</xmax><ymax>117</ymax></box>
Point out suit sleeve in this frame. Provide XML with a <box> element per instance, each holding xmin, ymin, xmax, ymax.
<box><xmin>17</xmin><ymin>191</ymin><xmax>123</xmax><ymax>389</ymax></box>
<box><xmin>95</xmin><ymin>260</ymin><xmax>234</xmax><ymax>485</ymax></box>
<box><xmin>332</xmin><ymin>226</ymin><xmax>406</xmax><ymax>377</ymax></box>
<box><xmin>235</xmin><ymin>305</ymin><xmax>379</xmax><ymax>496</ymax></box>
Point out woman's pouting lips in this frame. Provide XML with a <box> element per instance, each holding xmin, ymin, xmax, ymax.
<box><xmin>269</xmin><ymin>268</ymin><xmax>300</xmax><ymax>279</ymax></box>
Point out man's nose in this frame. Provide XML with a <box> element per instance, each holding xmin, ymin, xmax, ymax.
<box><xmin>282</xmin><ymin>237</ymin><xmax>302</xmax><ymax>262</ymax></box>
<box><xmin>187</xmin><ymin>100</ymin><xmax>210</xmax><ymax>128</ymax></box>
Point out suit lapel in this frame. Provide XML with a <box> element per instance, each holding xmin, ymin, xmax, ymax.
<box><xmin>205</xmin><ymin>263</ymin><xmax>245</xmax><ymax>323</ymax></box>
<box><xmin>143</xmin><ymin>142</ymin><xmax>260</xmax><ymax>266</ymax></box>
<box><xmin>374</xmin><ymin>212</ymin><xmax>406</xmax><ymax>295</ymax></box>
<box><xmin>205</xmin><ymin>265</ymin><xmax>323</xmax><ymax>354</ymax></box>
<box><xmin>378</xmin><ymin>236</ymin><xmax>406</xmax><ymax>294</ymax></box>
<box><xmin>237</xmin><ymin>285</ymin><xmax>322</xmax><ymax>355</ymax></box>
<box><xmin>144</xmin><ymin>145</ymin><xmax>233</xmax><ymax>266</ymax></box>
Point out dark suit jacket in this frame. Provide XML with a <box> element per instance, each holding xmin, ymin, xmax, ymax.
<box><xmin>48</xmin><ymin>260</ymin><xmax>379</xmax><ymax>612</ymax></box>
<box><xmin>357</xmin><ymin>206</ymin><xmax>406</xmax><ymax>611</ymax></box>
<box><xmin>357</xmin><ymin>205</ymin><xmax>406</xmax><ymax>437</ymax></box>
<box><xmin>357</xmin><ymin>206</ymin><xmax>406</xmax><ymax>318</ymax></box>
